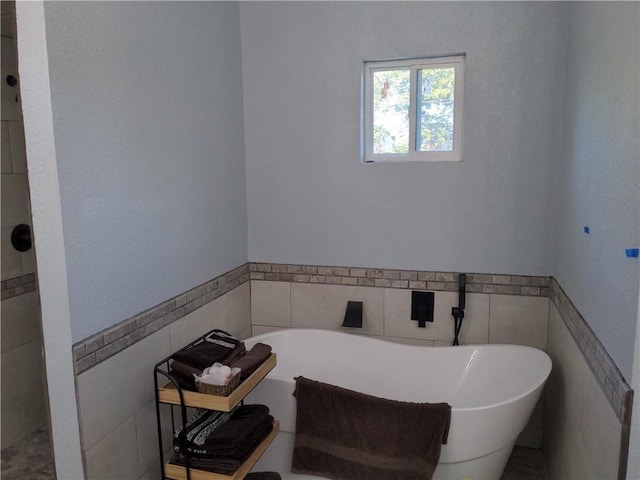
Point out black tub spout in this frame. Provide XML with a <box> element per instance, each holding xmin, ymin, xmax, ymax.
<box><xmin>342</xmin><ymin>301</ymin><xmax>363</xmax><ymax>328</ymax></box>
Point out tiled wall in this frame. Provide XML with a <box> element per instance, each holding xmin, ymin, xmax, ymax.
<box><xmin>73</xmin><ymin>264</ymin><xmax>250</xmax><ymax>374</ymax></box>
<box><xmin>249</xmin><ymin>262</ymin><xmax>551</xmax><ymax>357</ymax></box>
<box><xmin>76</xmin><ymin>274</ymin><xmax>251</xmax><ymax>480</ymax></box>
<box><xmin>544</xmin><ymin>302</ymin><xmax>623</xmax><ymax>478</ymax></box>
<box><xmin>0</xmin><ymin>1</ymin><xmax>47</xmax><ymax>451</ymax></box>
<box><xmin>545</xmin><ymin>280</ymin><xmax>632</xmax><ymax>480</ymax></box>
<box><xmin>71</xmin><ymin>262</ymin><xmax>632</xmax><ymax>479</ymax></box>
<box><xmin>250</xmin><ymin>265</ymin><xmax>550</xmax><ymax>449</ymax></box>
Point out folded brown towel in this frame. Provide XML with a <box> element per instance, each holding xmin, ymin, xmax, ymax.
<box><xmin>172</xmin><ymin>332</ymin><xmax>244</xmax><ymax>370</ymax></box>
<box><xmin>200</xmin><ymin>404</ymin><xmax>271</xmax><ymax>449</ymax></box>
<box><xmin>230</xmin><ymin>343</ymin><xmax>272</xmax><ymax>379</ymax></box>
<box><xmin>170</xmin><ymin>408</ymin><xmax>274</xmax><ymax>475</ymax></box>
<box><xmin>170</xmin><ymin>452</ymin><xmax>241</xmax><ymax>475</ymax></box>
<box><xmin>167</xmin><ymin>370</ymin><xmax>198</xmax><ymax>391</ymax></box>
<box><xmin>292</xmin><ymin>376</ymin><xmax>451</xmax><ymax>480</ymax></box>
<box><xmin>173</xmin><ymin>409</ymin><xmax>233</xmax><ymax>456</ymax></box>
<box><xmin>170</xmin><ymin>360</ymin><xmax>203</xmax><ymax>379</ymax></box>
<box><xmin>197</xmin><ymin>415</ymin><xmax>273</xmax><ymax>459</ymax></box>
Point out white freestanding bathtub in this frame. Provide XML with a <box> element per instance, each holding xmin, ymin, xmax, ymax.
<box><xmin>245</xmin><ymin>329</ymin><xmax>551</xmax><ymax>480</ymax></box>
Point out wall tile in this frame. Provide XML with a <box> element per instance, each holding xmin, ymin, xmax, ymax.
<box><xmin>135</xmin><ymin>400</ymin><xmax>173</xmax><ymax>478</ymax></box>
<box><xmin>137</xmin><ymin>461</ymin><xmax>161</xmax><ymax>480</ymax></box>
<box><xmin>237</xmin><ymin>325</ymin><xmax>252</xmax><ymax>340</ymax></box>
<box><xmin>544</xmin><ymin>302</ymin><xmax>619</xmax><ymax>479</ymax></box>
<box><xmin>1</xmin><ymin>120</ymin><xmax>11</xmax><ymax>173</ymax></box>
<box><xmin>251</xmin><ymin>325</ymin><xmax>289</xmax><ymax>336</ymax></box>
<box><xmin>489</xmin><ymin>295</ymin><xmax>549</xmax><ymax>349</ymax></box>
<box><xmin>291</xmin><ymin>283</ymin><xmax>383</xmax><ymax>335</ymax></box>
<box><xmin>0</xmin><ymin>384</ymin><xmax>46</xmax><ymax>450</ymax></box>
<box><xmin>579</xmin><ymin>367</ymin><xmax>622</xmax><ymax>478</ymax></box>
<box><xmin>0</xmin><ymin>1</ymin><xmax>15</xmax><ymax>16</ymax></box>
<box><xmin>1</xmin><ymin>36</ymin><xmax>16</xmax><ymax>68</ymax></box>
<box><xmin>1</xmin><ymin>67</ymin><xmax>20</xmax><ymax>120</ymax></box>
<box><xmin>169</xmin><ymin>295</ymin><xmax>226</xmax><ymax>352</ymax></box>
<box><xmin>8</xmin><ymin>121</ymin><xmax>26</xmax><ymax>173</ymax></box>
<box><xmin>1</xmin><ymin>226</ymin><xmax>22</xmax><ymax>279</ymax></box>
<box><xmin>77</xmin><ymin>327</ymin><xmax>171</xmax><ymax>450</ymax></box>
<box><xmin>227</xmin><ymin>281</ymin><xmax>251</xmax><ymax>336</ymax></box>
<box><xmin>84</xmin><ymin>416</ymin><xmax>139</xmax><ymax>480</ymax></box>
<box><xmin>1</xmin><ymin>173</ymin><xmax>30</xmax><ymax>227</ymax></box>
<box><xmin>20</xmin><ymin>242</ymin><xmax>36</xmax><ymax>274</ymax></box>
<box><xmin>1</xmin><ymin>290</ymin><xmax>41</xmax><ymax>352</ymax></box>
<box><xmin>250</xmin><ymin>280</ymin><xmax>291</xmax><ymax>328</ymax></box>
<box><xmin>1</xmin><ymin>338</ymin><xmax>45</xmax><ymax>405</ymax></box>
<box><xmin>384</xmin><ymin>289</ymin><xmax>489</xmax><ymax>344</ymax></box>
<box><xmin>0</xmin><ymin>14</ymin><xmax>15</xmax><ymax>38</ymax></box>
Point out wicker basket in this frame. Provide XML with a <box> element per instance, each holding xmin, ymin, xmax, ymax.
<box><xmin>195</xmin><ymin>370</ymin><xmax>241</xmax><ymax>397</ymax></box>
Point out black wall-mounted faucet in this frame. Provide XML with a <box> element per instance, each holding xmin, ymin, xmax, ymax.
<box><xmin>411</xmin><ymin>291</ymin><xmax>434</xmax><ymax>328</ymax></box>
<box><xmin>342</xmin><ymin>301</ymin><xmax>363</xmax><ymax>328</ymax></box>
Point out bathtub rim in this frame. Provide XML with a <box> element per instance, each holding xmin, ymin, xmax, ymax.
<box><xmin>245</xmin><ymin>328</ymin><xmax>552</xmax><ymax>413</ymax></box>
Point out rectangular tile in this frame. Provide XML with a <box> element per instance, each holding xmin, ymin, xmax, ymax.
<box><xmin>488</xmin><ymin>295</ymin><xmax>549</xmax><ymax>349</ymax></box>
<box><xmin>291</xmin><ymin>283</ymin><xmax>383</xmax><ymax>335</ymax></box>
<box><xmin>1</xmin><ymin>338</ymin><xmax>45</xmax><ymax>406</ymax></box>
<box><xmin>1</xmin><ymin>120</ymin><xmax>11</xmax><ymax>173</ymax></box>
<box><xmin>135</xmin><ymin>401</ymin><xmax>173</xmax><ymax>477</ymax></box>
<box><xmin>1</xmin><ymin>226</ymin><xmax>22</xmax><ymax>280</ymax></box>
<box><xmin>1</xmin><ymin>290</ymin><xmax>41</xmax><ymax>352</ymax></box>
<box><xmin>1</xmin><ymin>36</ymin><xmax>16</xmax><ymax>68</ymax></box>
<box><xmin>1</xmin><ymin>173</ymin><xmax>30</xmax><ymax>227</ymax></box>
<box><xmin>0</xmin><ymin>386</ymin><xmax>46</xmax><ymax>450</ymax></box>
<box><xmin>226</xmin><ymin>281</ymin><xmax>251</xmax><ymax>336</ymax></box>
<box><xmin>1</xmin><ymin>67</ymin><xmax>20</xmax><ymax>120</ymax></box>
<box><xmin>84</xmin><ymin>416</ymin><xmax>139</xmax><ymax>480</ymax></box>
<box><xmin>251</xmin><ymin>325</ymin><xmax>288</xmax><ymax>336</ymax></box>
<box><xmin>8</xmin><ymin>121</ymin><xmax>26</xmax><ymax>173</ymax></box>
<box><xmin>251</xmin><ymin>280</ymin><xmax>291</xmax><ymax>328</ymax></box>
<box><xmin>76</xmin><ymin>327</ymin><xmax>171</xmax><ymax>450</ymax></box>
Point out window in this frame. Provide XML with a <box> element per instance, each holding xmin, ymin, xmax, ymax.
<box><xmin>363</xmin><ymin>55</ymin><xmax>465</xmax><ymax>163</ymax></box>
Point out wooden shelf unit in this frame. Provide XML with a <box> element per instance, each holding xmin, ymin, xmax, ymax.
<box><xmin>157</xmin><ymin>353</ymin><xmax>277</xmax><ymax>411</ymax></box>
<box><xmin>164</xmin><ymin>420</ymin><xmax>280</xmax><ymax>480</ymax></box>
<box><xmin>154</xmin><ymin>330</ymin><xmax>279</xmax><ymax>480</ymax></box>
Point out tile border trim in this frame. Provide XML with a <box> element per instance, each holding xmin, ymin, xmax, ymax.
<box><xmin>250</xmin><ymin>263</ymin><xmax>551</xmax><ymax>296</ymax></box>
<box><xmin>549</xmin><ymin>278</ymin><xmax>632</xmax><ymax>428</ymax></box>
<box><xmin>72</xmin><ymin>263</ymin><xmax>550</xmax><ymax>375</ymax></box>
<box><xmin>71</xmin><ymin>261</ymin><xmax>633</xmax><ymax>433</ymax></box>
<box><xmin>72</xmin><ymin>264</ymin><xmax>250</xmax><ymax>375</ymax></box>
<box><xmin>1</xmin><ymin>273</ymin><xmax>37</xmax><ymax>300</ymax></box>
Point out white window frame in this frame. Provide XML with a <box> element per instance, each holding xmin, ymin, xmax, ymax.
<box><xmin>363</xmin><ymin>55</ymin><xmax>465</xmax><ymax>163</ymax></box>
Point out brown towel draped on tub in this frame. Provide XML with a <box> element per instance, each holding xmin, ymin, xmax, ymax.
<box><xmin>291</xmin><ymin>376</ymin><xmax>451</xmax><ymax>480</ymax></box>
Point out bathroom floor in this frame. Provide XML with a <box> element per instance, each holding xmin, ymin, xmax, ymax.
<box><xmin>0</xmin><ymin>429</ymin><xmax>546</xmax><ymax>480</ymax></box>
<box><xmin>1</xmin><ymin>427</ymin><xmax>56</xmax><ymax>480</ymax></box>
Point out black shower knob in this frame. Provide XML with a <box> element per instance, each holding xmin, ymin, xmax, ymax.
<box><xmin>11</xmin><ymin>224</ymin><xmax>32</xmax><ymax>252</ymax></box>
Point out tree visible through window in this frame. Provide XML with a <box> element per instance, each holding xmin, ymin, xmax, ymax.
<box><xmin>364</xmin><ymin>56</ymin><xmax>465</xmax><ymax>162</ymax></box>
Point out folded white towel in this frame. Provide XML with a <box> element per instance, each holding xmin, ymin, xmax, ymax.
<box><xmin>194</xmin><ymin>363</ymin><xmax>241</xmax><ymax>386</ymax></box>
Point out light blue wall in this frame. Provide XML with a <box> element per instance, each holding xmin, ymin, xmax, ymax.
<box><xmin>44</xmin><ymin>2</ymin><xmax>248</xmax><ymax>342</ymax></box>
<box><xmin>241</xmin><ymin>2</ymin><xmax>568</xmax><ymax>275</ymax></box>
<box><xmin>554</xmin><ymin>2</ymin><xmax>639</xmax><ymax>380</ymax></box>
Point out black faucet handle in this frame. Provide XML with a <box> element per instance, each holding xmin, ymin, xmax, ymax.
<box><xmin>458</xmin><ymin>273</ymin><xmax>466</xmax><ymax>309</ymax></box>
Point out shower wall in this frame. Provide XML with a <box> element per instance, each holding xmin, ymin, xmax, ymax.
<box><xmin>1</xmin><ymin>0</ymin><xmax>47</xmax><ymax>450</ymax></box>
